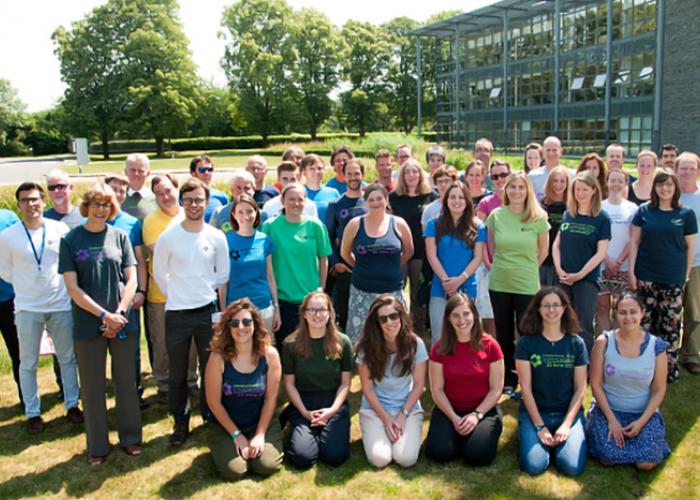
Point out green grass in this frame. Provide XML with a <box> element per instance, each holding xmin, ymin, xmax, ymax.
<box><xmin>0</xmin><ymin>336</ymin><xmax>698</xmax><ymax>499</ymax></box>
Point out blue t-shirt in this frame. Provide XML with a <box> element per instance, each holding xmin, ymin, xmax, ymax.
<box><xmin>0</xmin><ymin>210</ymin><xmax>19</xmax><ymax>302</ymax></box>
<box><xmin>559</xmin><ymin>210</ymin><xmax>611</xmax><ymax>284</ymax></box>
<box><xmin>357</xmin><ymin>336</ymin><xmax>428</xmax><ymax>413</ymax></box>
<box><xmin>306</xmin><ymin>185</ymin><xmax>340</xmax><ymax>225</ymax></box>
<box><xmin>225</xmin><ymin>230</ymin><xmax>275</xmax><ymax>309</ymax></box>
<box><xmin>423</xmin><ymin>217</ymin><xmax>487</xmax><ymax>298</ymax></box>
<box><xmin>632</xmin><ymin>204</ymin><xmax>698</xmax><ymax>285</ymax></box>
<box><xmin>107</xmin><ymin>211</ymin><xmax>143</xmax><ymax>247</ymax></box>
<box><xmin>326</xmin><ymin>194</ymin><xmax>368</xmax><ymax>266</ymax></box>
<box><xmin>515</xmin><ymin>334</ymin><xmax>589</xmax><ymax>413</ymax></box>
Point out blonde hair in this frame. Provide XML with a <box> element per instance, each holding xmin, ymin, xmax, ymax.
<box><xmin>567</xmin><ymin>172</ymin><xmax>602</xmax><ymax>216</ymax></box>
<box><xmin>503</xmin><ymin>172</ymin><xmax>547</xmax><ymax>223</ymax></box>
<box><xmin>79</xmin><ymin>182</ymin><xmax>120</xmax><ymax>220</ymax></box>
<box><xmin>394</xmin><ymin>159</ymin><xmax>432</xmax><ymax>196</ymax></box>
<box><xmin>542</xmin><ymin>166</ymin><xmax>570</xmax><ymax>204</ymax></box>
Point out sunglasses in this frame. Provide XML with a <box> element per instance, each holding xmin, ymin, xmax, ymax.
<box><xmin>230</xmin><ymin>318</ymin><xmax>254</xmax><ymax>328</ymax></box>
<box><xmin>197</xmin><ymin>165</ymin><xmax>214</xmax><ymax>174</ymax></box>
<box><xmin>47</xmin><ymin>184</ymin><xmax>68</xmax><ymax>192</ymax></box>
<box><xmin>378</xmin><ymin>312</ymin><xmax>401</xmax><ymax>324</ymax></box>
<box><xmin>490</xmin><ymin>172</ymin><xmax>510</xmax><ymax>181</ymax></box>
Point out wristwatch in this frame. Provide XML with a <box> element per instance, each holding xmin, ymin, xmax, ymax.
<box><xmin>474</xmin><ymin>410</ymin><xmax>484</xmax><ymax>421</ymax></box>
<box><xmin>401</xmin><ymin>408</ymin><xmax>410</xmax><ymax>417</ymax></box>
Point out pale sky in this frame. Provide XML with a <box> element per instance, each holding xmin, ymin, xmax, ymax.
<box><xmin>1</xmin><ymin>0</ymin><xmax>492</xmax><ymax>112</ymax></box>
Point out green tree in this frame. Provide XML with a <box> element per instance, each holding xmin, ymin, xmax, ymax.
<box><xmin>382</xmin><ymin>17</ymin><xmax>420</xmax><ymax>134</ymax></box>
<box><xmin>289</xmin><ymin>8</ymin><xmax>343</xmax><ymax>139</ymax></box>
<box><xmin>189</xmin><ymin>83</ymin><xmax>243</xmax><ymax>137</ymax></box>
<box><xmin>0</xmin><ymin>78</ymin><xmax>28</xmax><ymax>156</ymax></box>
<box><xmin>221</xmin><ymin>0</ymin><xmax>296</xmax><ymax>141</ymax></box>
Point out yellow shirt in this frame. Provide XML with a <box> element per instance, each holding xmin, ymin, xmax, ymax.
<box><xmin>142</xmin><ymin>207</ymin><xmax>184</xmax><ymax>304</ymax></box>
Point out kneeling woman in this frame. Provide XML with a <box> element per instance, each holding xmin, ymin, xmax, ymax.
<box><xmin>516</xmin><ymin>287</ymin><xmax>588</xmax><ymax>476</ymax></box>
<box><xmin>356</xmin><ymin>295</ymin><xmax>428</xmax><ymax>468</ymax></box>
<box><xmin>587</xmin><ymin>294</ymin><xmax>671</xmax><ymax>470</ymax></box>
<box><xmin>425</xmin><ymin>293</ymin><xmax>504</xmax><ymax>466</ymax></box>
<box><xmin>204</xmin><ymin>298</ymin><xmax>283</xmax><ymax>481</ymax></box>
<box><xmin>282</xmin><ymin>292</ymin><xmax>354</xmax><ymax>468</ymax></box>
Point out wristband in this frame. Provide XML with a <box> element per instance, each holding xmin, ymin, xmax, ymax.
<box><xmin>98</xmin><ymin>310</ymin><xmax>106</xmax><ymax>320</ymax></box>
<box><xmin>230</xmin><ymin>430</ymin><xmax>241</xmax><ymax>439</ymax></box>
<box><xmin>535</xmin><ymin>424</ymin><xmax>546</xmax><ymax>432</ymax></box>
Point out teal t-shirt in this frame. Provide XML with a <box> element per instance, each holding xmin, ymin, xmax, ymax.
<box><xmin>282</xmin><ymin>333</ymin><xmax>354</xmax><ymax>391</ymax></box>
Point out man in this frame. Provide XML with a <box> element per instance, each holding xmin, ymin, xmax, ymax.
<box><xmin>44</xmin><ymin>170</ymin><xmax>83</xmax><ymax>228</ymax></box>
<box><xmin>528</xmin><ymin>136</ymin><xmax>573</xmax><ymax>200</ymax></box>
<box><xmin>326</xmin><ymin>159</ymin><xmax>369</xmax><ymax>329</ymax></box>
<box><xmin>660</xmin><ymin>144</ymin><xmax>679</xmax><ymax>171</ymax></box>
<box><xmin>678</xmin><ymin>152</ymin><xmax>700</xmax><ymax>375</ymax></box>
<box><xmin>302</xmin><ymin>154</ymin><xmax>340</xmax><ymax>224</ymax></box>
<box><xmin>0</xmin><ymin>183</ymin><xmax>83</xmax><ymax>433</ymax></box>
<box><xmin>324</xmin><ymin>145</ymin><xmax>356</xmax><ymax>194</ymax></box>
<box><xmin>605</xmin><ymin>143</ymin><xmax>625</xmax><ymax>171</ymax></box>
<box><xmin>153</xmin><ymin>178</ymin><xmax>229</xmax><ymax>446</ymax></box>
<box><xmin>374</xmin><ymin>149</ymin><xmax>396</xmax><ymax>192</ymax></box>
<box><xmin>262</xmin><ymin>161</ymin><xmax>318</xmax><ymax>221</ymax></box>
<box><xmin>209</xmin><ymin>169</ymin><xmax>256</xmax><ymax>232</ymax></box>
<box><xmin>189</xmin><ymin>155</ymin><xmax>229</xmax><ymax>222</ymax></box>
<box><xmin>396</xmin><ymin>144</ymin><xmax>413</xmax><ymax>167</ymax></box>
<box><xmin>122</xmin><ymin>154</ymin><xmax>157</xmax><ymax>221</ymax></box>
<box><xmin>143</xmin><ymin>174</ymin><xmax>199</xmax><ymax>405</ymax></box>
<box><xmin>282</xmin><ymin>145</ymin><xmax>305</xmax><ymax>167</ymax></box>
<box><xmin>245</xmin><ymin>155</ymin><xmax>279</xmax><ymax>208</ymax></box>
<box><xmin>0</xmin><ymin>209</ymin><xmax>21</xmax><ymax>405</ymax></box>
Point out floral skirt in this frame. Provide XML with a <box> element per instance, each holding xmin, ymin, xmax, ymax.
<box><xmin>345</xmin><ymin>285</ymin><xmax>405</xmax><ymax>342</ymax></box>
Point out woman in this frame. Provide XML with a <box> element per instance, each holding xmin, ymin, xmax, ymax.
<box><xmin>552</xmin><ymin>172</ymin><xmax>611</xmax><ymax>353</ymax></box>
<box><xmin>628</xmin><ymin>171</ymin><xmax>697</xmax><ymax>382</ymax></box>
<box><xmin>262</xmin><ymin>184</ymin><xmax>332</xmax><ymax>346</ymax></box>
<box><xmin>204</xmin><ymin>298</ymin><xmax>283</xmax><ymax>480</ymax></box>
<box><xmin>281</xmin><ymin>292</ymin><xmax>353</xmax><ymax>469</ymax></box>
<box><xmin>425</xmin><ymin>294</ymin><xmax>504</xmax><ymax>466</ymax></box>
<box><xmin>59</xmin><ymin>183</ymin><xmax>140</xmax><ymax>465</ymax></box>
<box><xmin>523</xmin><ymin>142</ymin><xmax>544</xmax><ymax>174</ymax></box>
<box><xmin>587</xmin><ymin>294</ymin><xmax>671</xmax><ymax>470</ymax></box>
<box><xmin>464</xmin><ymin>160</ymin><xmax>491</xmax><ymax>206</ymax></box>
<box><xmin>486</xmin><ymin>172</ymin><xmax>549</xmax><ymax>389</ymax></box>
<box><xmin>515</xmin><ymin>287</ymin><xmax>588</xmax><ymax>476</ymax></box>
<box><xmin>356</xmin><ymin>295</ymin><xmax>427</xmax><ymax>468</ymax></box>
<box><xmin>597</xmin><ymin>169</ymin><xmax>637</xmax><ymax>331</ymax></box>
<box><xmin>220</xmin><ymin>194</ymin><xmax>280</xmax><ymax>334</ymax></box>
<box><xmin>577</xmin><ymin>152</ymin><xmax>608</xmax><ymax>199</ymax></box>
<box><xmin>539</xmin><ymin>166</ymin><xmax>570</xmax><ymax>286</ymax></box>
<box><xmin>425</xmin><ymin>182</ymin><xmax>486</xmax><ymax>345</ymax></box>
<box><xmin>342</xmin><ymin>184</ymin><xmax>414</xmax><ymax>341</ymax></box>
<box><xmin>389</xmin><ymin>159</ymin><xmax>438</xmax><ymax>335</ymax></box>
<box><xmin>628</xmin><ymin>151</ymin><xmax>657</xmax><ymax>206</ymax></box>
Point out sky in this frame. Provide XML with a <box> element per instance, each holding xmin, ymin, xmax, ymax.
<box><xmin>0</xmin><ymin>0</ymin><xmax>492</xmax><ymax>112</ymax></box>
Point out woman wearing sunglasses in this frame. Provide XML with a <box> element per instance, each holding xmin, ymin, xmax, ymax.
<box><xmin>356</xmin><ymin>295</ymin><xmax>427</xmax><ymax>468</ymax></box>
<box><xmin>204</xmin><ymin>298</ymin><xmax>283</xmax><ymax>481</ymax></box>
<box><xmin>281</xmin><ymin>291</ymin><xmax>353</xmax><ymax>469</ymax></box>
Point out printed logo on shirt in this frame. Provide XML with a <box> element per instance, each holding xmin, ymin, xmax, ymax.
<box><xmin>560</xmin><ymin>222</ymin><xmax>595</xmax><ymax>236</ymax></box>
<box><xmin>530</xmin><ymin>354</ymin><xmax>543</xmax><ymax>367</ymax></box>
<box><xmin>530</xmin><ymin>353</ymin><xmax>575</xmax><ymax>369</ymax></box>
<box><xmin>671</xmin><ymin>218</ymin><xmax>684</xmax><ymax>227</ymax></box>
<box><xmin>74</xmin><ymin>245</ymin><xmax>110</xmax><ymax>262</ymax></box>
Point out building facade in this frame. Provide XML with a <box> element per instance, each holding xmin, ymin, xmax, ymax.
<box><xmin>414</xmin><ymin>0</ymin><xmax>700</xmax><ymax>156</ymax></box>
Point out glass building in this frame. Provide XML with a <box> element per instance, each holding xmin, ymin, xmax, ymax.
<box><xmin>413</xmin><ymin>0</ymin><xmax>700</xmax><ymax>156</ymax></box>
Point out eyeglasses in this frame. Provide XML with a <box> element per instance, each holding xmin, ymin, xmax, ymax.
<box><xmin>230</xmin><ymin>318</ymin><xmax>254</xmax><ymax>328</ymax></box>
<box><xmin>197</xmin><ymin>165</ymin><xmax>214</xmax><ymax>174</ymax></box>
<box><xmin>19</xmin><ymin>197</ymin><xmax>42</xmax><ymax>204</ymax></box>
<box><xmin>47</xmin><ymin>184</ymin><xmax>68</xmax><ymax>192</ymax></box>
<box><xmin>181</xmin><ymin>197</ymin><xmax>207</xmax><ymax>206</ymax></box>
<box><xmin>491</xmin><ymin>173</ymin><xmax>510</xmax><ymax>181</ymax></box>
<box><xmin>540</xmin><ymin>303</ymin><xmax>564</xmax><ymax>310</ymax></box>
<box><xmin>378</xmin><ymin>312</ymin><xmax>401</xmax><ymax>324</ymax></box>
<box><xmin>89</xmin><ymin>202</ymin><xmax>112</xmax><ymax>209</ymax></box>
<box><xmin>305</xmin><ymin>307</ymin><xmax>329</xmax><ymax>316</ymax></box>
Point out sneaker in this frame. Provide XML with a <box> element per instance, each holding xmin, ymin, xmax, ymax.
<box><xmin>169</xmin><ymin>422</ymin><xmax>189</xmax><ymax>447</ymax></box>
<box><xmin>26</xmin><ymin>416</ymin><xmax>45</xmax><ymax>434</ymax></box>
<box><xmin>66</xmin><ymin>407</ymin><xmax>85</xmax><ymax>424</ymax></box>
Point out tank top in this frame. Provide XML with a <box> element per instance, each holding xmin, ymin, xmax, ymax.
<box><xmin>352</xmin><ymin>215</ymin><xmax>403</xmax><ymax>293</ymax></box>
<box><xmin>216</xmin><ymin>356</ymin><xmax>268</xmax><ymax>429</ymax></box>
<box><xmin>602</xmin><ymin>330</ymin><xmax>657</xmax><ymax>413</ymax></box>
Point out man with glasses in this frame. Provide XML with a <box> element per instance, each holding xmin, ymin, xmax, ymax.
<box><xmin>245</xmin><ymin>155</ymin><xmax>279</xmax><ymax>208</ymax></box>
<box><xmin>44</xmin><ymin>170</ymin><xmax>83</xmax><ymax>228</ymax></box>
<box><xmin>122</xmin><ymin>154</ymin><xmax>157</xmax><ymax>221</ymax></box>
<box><xmin>0</xmin><ymin>183</ymin><xmax>83</xmax><ymax>434</ymax></box>
<box><xmin>190</xmin><ymin>155</ymin><xmax>229</xmax><ymax>222</ymax></box>
<box><xmin>153</xmin><ymin>178</ymin><xmax>229</xmax><ymax>446</ymax></box>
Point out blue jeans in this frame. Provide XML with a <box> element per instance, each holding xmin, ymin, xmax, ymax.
<box><xmin>518</xmin><ymin>410</ymin><xmax>586</xmax><ymax>476</ymax></box>
<box><xmin>16</xmin><ymin>310</ymin><xmax>80</xmax><ymax>417</ymax></box>
<box><xmin>429</xmin><ymin>296</ymin><xmax>446</xmax><ymax>347</ymax></box>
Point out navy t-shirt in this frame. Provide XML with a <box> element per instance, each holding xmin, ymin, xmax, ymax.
<box><xmin>559</xmin><ymin>210</ymin><xmax>611</xmax><ymax>284</ymax></box>
<box><xmin>632</xmin><ymin>204</ymin><xmax>698</xmax><ymax>285</ymax></box>
<box><xmin>389</xmin><ymin>191</ymin><xmax>439</xmax><ymax>260</ymax></box>
<box><xmin>254</xmin><ymin>185</ymin><xmax>279</xmax><ymax>208</ymax></box>
<box><xmin>541</xmin><ymin>201</ymin><xmax>566</xmax><ymax>267</ymax></box>
<box><xmin>326</xmin><ymin>194</ymin><xmax>368</xmax><ymax>267</ymax></box>
<box><xmin>515</xmin><ymin>334</ymin><xmax>588</xmax><ymax>413</ymax></box>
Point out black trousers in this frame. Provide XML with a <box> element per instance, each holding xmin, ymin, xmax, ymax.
<box><xmin>277</xmin><ymin>300</ymin><xmax>301</xmax><ymax>347</ymax></box>
<box><xmin>489</xmin><ymin>290</ymin><xmax>534</xmax><ymax>388</ymax></box>
<box><xmin>331</xmin><ymin>271</ymin><xmax>352</xmax><ymax>332</ymax></box>
<box><xmin>165</xmin><ymin>303</ymin><xmax>214</xmax><ymax>424</ymax></box>
<box><xmin>0</xmin><ymin>299</ymin><xmax>21</xmax><ymax>403</ymax></box>
<box><xmin>424</xmin><ymin>406</ymin><xmax>503</xmax><ymax>466</ymax></box>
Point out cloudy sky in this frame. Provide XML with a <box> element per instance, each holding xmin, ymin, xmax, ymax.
<box><xmin>0</xmin><ymin>0</ymin><xmax>493</xmax><ymax>112</ymax></box>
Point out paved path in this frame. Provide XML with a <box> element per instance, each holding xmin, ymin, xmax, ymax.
<box><xmin>0</xmin><ymin>157</ymin><xmax>78</xmax><ymax>185</ymax></box>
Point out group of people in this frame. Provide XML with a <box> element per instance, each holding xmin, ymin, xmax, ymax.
<box><xmin>0</xmin><ymin>137</ymin><xmax>697</xmax><ymax>479</ymax></box>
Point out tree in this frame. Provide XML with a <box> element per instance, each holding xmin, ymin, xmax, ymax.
<box><xmin>382</xmin><ymin>17</ymin><xmax>420</xmax><ymax>134</ymax></box>
<box><xmin>0</xmin><ymin>78</ymin><xmax>28</xmax><ymax>156</ymax></box>
<box><xmin>221</xmin><ymin>0</ymin><xmax>297</xmax><ymax>141</ymax></box>
<box><xmin>189</xmin><ymin>83</ymin><xmax>243</xmax><ymax>137</ymax></box>
<box><xmin>289</xmin><ymin>8</ymin><xmax>343</xmax><ymax>139</ymax></box>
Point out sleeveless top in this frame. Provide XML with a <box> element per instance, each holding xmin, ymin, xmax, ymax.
<box><xmin>602</xmin><ymin>330</ymin><xmax>658</xmax><ymax>413</ymax></box>
<box><xmin>214</xmin><ymin>356</ymin><xmax>268</xmax><ymax>430</ymax></box>
<box><xmin>352</xmin><ymin>215</ymin><xmax>403</xmax><ymax>293</ymax></box>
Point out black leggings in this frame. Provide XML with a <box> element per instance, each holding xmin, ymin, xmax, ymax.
<box><xmin>489</xmin><ymin>290</ymin><xmax>534</xmax><ymax>388</ymax></box>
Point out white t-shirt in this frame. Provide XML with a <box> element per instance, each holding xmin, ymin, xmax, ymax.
<box><xmin>528</xmin><ymin>166</ymin><xmax>576</xmax><ymax>201</ymax></box>
<box><xmin>601</xmin><ymin>198</ymin><xmax>638</xmax><ymax>272</ymax></box>
<box><xmin>261</xmin><ymin>195</ymin><xmax>318</xmax><ymax>222</ymax></box>
<box><xmin>0</xmin><ymin>219</ymin><xmax>71</xmax><ymax>312</ymax></box>
<box><xmin>421</xmin><ymin>199</ymin><xmax>442</xmax><ymax>228</ymax></box>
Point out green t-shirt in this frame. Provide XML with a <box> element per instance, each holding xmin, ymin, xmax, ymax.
<box><xmin>261</xmin><ymin>216</ymin><xmax>332</xmax><ymax>303</ymax></box>
<box><xmin>486</xmin><ymin>207</ymin><xmax>549</xmax><ymax>295</ymax></box>
<box><xmin>282</xmin><ymin>333</ymin><xmax>354</xmax><ymax>392</ymax></box>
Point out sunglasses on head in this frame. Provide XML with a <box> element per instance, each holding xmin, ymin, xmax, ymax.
<box><xmin>230</xmin><ymin>318</ymin><xmax>254</xmax><ymax>328</ymax></box>
<box><xmin>47</xmin><ymin>184</ymin><xmax>68</xmax><ymax>192</ymax></box>
<box><xmin>490</xmin><ymin>172</ymin><xmax>509</xmax><ymax>181</ymax></box>
<box><xmin>378</xmin><ymin>312</ymin><xmax>401</xmax><ymax>324</ymax></box>
<box><xmin>198</xmin><ymin>165</ymin><xmax>214</xmax><ymax>174</ymax></box>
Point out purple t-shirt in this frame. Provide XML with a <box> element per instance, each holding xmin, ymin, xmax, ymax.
<box><xmin>477</xmin><ymin>194</ymin><xmax>503</xmax><ymax>261</ymax></box>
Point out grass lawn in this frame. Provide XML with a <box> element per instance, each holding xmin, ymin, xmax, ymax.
<box><xmin>0</xmin><ymin>338</ymin><xmax>698</xmax><ymax>499</ymax></box>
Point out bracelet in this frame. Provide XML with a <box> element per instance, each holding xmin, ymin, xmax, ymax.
<box><xmin>401</xmin><ymin>408</ymin><xmax>409</xmax><ymax>417</ymax></box>
<box><xmin>98</xmin><ymin>310</ymin><xmax>106</xmax><ymax>320</ymax></box>
<box><xmin>230</xmin><ymin>430</ymin><xmax>241</xmax><ymax>439</ymax></box>
<box><xmin>136</xmin><ymin>289</ymin><xmax>146</xmax><ymax>295</ymax></box>
<box><xmin>535</xmin><ymin>424</ymin><xmax>546</xmax><ymax>432</ymax></box>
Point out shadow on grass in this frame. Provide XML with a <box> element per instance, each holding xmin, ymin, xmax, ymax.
<box><xmin>159</xmin><ymin>452</ymin><xmax>219</xmax><ymax>499</ymax></box>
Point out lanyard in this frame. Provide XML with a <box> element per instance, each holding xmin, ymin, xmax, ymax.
<box><xmin>21</xmin><ymin>222</ymin><xmax>46</xmax><ymax>271</ymax></box>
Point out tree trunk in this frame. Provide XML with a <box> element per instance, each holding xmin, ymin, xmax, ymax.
<box><xmin>101</xmin><ymin>133</ymin><xmax>110</xmax><ymax>160</ymax></box>
<box><xmin>155</xmin><ymin>136</ymin><xmax>165</xmax><ymax>158</ymax></box>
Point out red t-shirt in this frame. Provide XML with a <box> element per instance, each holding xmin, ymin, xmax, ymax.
<box><xmin>430</xmin><ymin>334</ymin><xmax>503</xmax><ymax>412</ymax></box>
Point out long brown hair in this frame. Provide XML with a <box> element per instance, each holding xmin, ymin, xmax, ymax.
<box><xmin>518</xmin><ymin>287</ymin><xmax>581</xmax><ymax>336</ymax></box>
<box><xmin>357</xmin><ymin>295</ymin><xmax>417</xmax><ymax>381</ymax></box>
<box><xmin>576</xmin><ymin>152</ymin><xmax>608</xmax><ymax>198</ymax></box>
<box><xmin>438</xmin><ymin>293</ymin><xmax>484</xmax><ymax>355</ymax></box>
<box><xmin>210</xmin><ymin>298</ymin><xmax>271</xmax><ymax>364</ymax></box>
<box><xmin>287</xmin><ymin>292</ymin><xmax>343</xmax><ymax>360</ymax></box>
<box><xmin>437</xmin><ymin>181</ymin><xmax>479</xmax><ymax>247</ymax></box>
